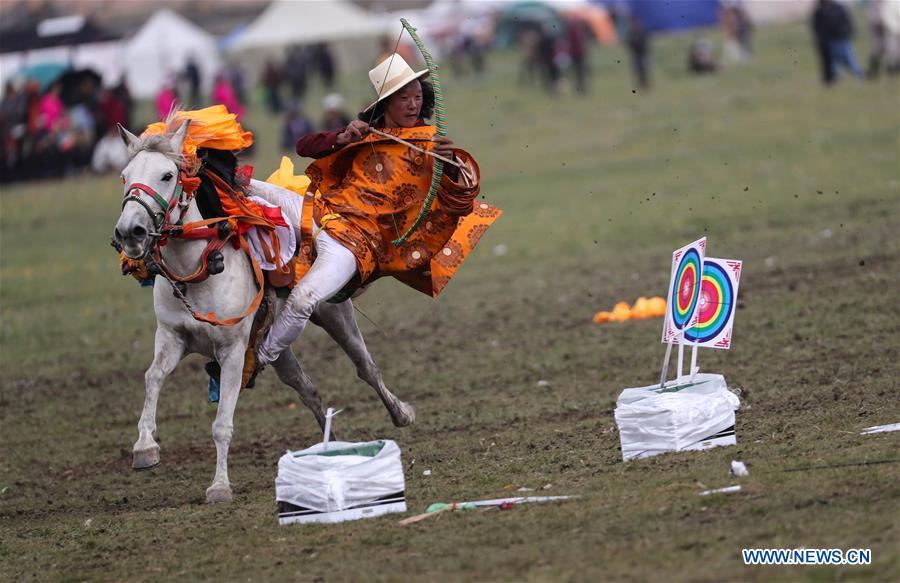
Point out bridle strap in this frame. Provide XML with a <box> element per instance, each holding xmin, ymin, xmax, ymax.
<box><xmin>123</xmin><ymin>182</ymin><xmax>173</xmax><ymax>211</ymax></box>
<box><xmin>153</xmin><ymin>217</ymin><xmax>239</xmax><ymax>284</ymax></box>
<box><xmin>122</xmin><ymin>177</ymin><xmax>268</xmax><ymax>327</ymax></box>
<box><xmin>122</xmin><ymin>182</ymin><xmax>183</xmax><ymax>234</ymax></box>
<box><xmin>186</xmin><ymin>235</ymin><xmax>267</xmax><ymax>327</ymax></box>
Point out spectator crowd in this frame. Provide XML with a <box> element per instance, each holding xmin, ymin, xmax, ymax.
<box><xmin>0</xmin><ymin>75</ymin><xmax>132</xmax><ymax>183</ymax></box>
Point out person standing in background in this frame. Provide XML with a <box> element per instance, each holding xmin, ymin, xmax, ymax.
<box><xmin>113</xmin><ymin>80</ymin><xmax>132</xmax><ymax>130</ymax></box>
<box><xmin>566</xmin><ymin>16</ymin><xmax>589</xmax><ymax>94</ymax></box>
<box><xmin>721</xmin><ymin>1</ymin><xmax>753</xmax><ymax>64</ymax></box>
<box><xmin>0</xmin><ymin>81</ymin><xmax>25</xmax><ymax>183</ymax></box>
<box><xmin>625</xmin><ymin>12</ymin><xmax>651</xmax><ymax>90</ymax></box>
<box><xmin>156</xmin><ymin>78</ymin><xmax>179</xmax><ymax>120</ymax></box>
<box><xmin>285</xmin><ymin>46</ymin><xmax>309</xmax><ymax>101</ymax></box>
<box><xmin>262</xmin><ymin>59</ymin><xmax>283</xmax><ymax>113</ymax></box>
<box><xmin>321</xmin><ymin>93</ymin><xmax>351</xmax><ymax>132</ymax></box>
<box><xmin>812</xmin><ymin>0</ymin><xmax>864</xmax><ymax>84</ymax></box>
<box><xmin>281</xmin><ymin>103</ymin><xmax>315</xmax><ymax>151</ymax></box>
<box><xmin>865</xmin><ymin>0</ymin><xmax>900</xmax><ymax>77</ymax></box>
<box><xmin>537</xmin><ymin>22</ymin><xmax>559</xmax><ymax>94</ymax></box>
<box><xmin>735</xmin><ymin>3</ymin><xmax>754</xmax><ymax>58</ymax></box>
<box><xmin>38</xmin><ymin>82</ymin><xmax>65</xmax><ymax>135</ymax></box>
<box><xmin>826</xmin><ymin>0</ymin><xmax>864</xmax><ymax>78</ymax></box>
<box><xmin>226</xmin><ymin>61</ymin><xmax>247</xmax><ymax>105</ymax></box>
<box><xmin>98</xmin><ymin>88</ymin><xmax>127</xmax><ymax>133</ymax></box>
<box><xmin>212</xmin><ymin>73</ymin><xmax>244</xmax><ymax>119</ymax></box>
<box><xmin>312</xmin><ymin>43</ymin><xmax>336</xmax><ymax>90</ymax></box>
<box><xmin>183</xmin><ymin>56</ymin><xmax>201</xmax><ymax>106</ymax></box>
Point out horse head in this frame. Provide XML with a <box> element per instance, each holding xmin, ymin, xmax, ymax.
<box><xmin>113</xmin><ymin>120</ymin><xmax>189</xmax><ymax>259</ymax></box>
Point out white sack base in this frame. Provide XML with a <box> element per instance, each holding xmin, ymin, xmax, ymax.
<box><xmin>615</xmin><ymin>373</ymin><xmax>739</xmax><ymax>461</ymax></box>
<box><xmin>275</xmin><ymin>440</ymin><xmax>406</xmax><ymax>518</ymax></box>
<box><xmin>279</xmin><ymin>497</ymin><xmax>407</xmax><ymax>525</ymax></box>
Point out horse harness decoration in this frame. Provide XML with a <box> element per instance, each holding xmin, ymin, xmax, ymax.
<box><xmin>114</xmin><ymin>170</ymin><xmax>268</xmax><ymax>327</ymax></box>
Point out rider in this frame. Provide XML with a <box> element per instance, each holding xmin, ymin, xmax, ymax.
<box><xmin>256</xmin><ymin>53</ymin><xmax>500</xmax><ymax>367</ymax></box>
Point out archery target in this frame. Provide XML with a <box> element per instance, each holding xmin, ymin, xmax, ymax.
<box><xmin>684</xmin><ymin>258</ymin><xmax>742</xmax><ymax>349</ymax></box>
<box><xmin>671</xmin><ymin>248</ymin><xmax>702</xmax><ymax>329</ymax></box>
<box><xmin>662</xmin><ymin>237</ymin><xmax>706</xmax><ymax>343</ymax></box>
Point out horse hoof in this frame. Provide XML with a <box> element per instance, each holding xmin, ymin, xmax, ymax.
<box><xmin>206</xmin><ymin>485</ymin><xmax>233</xmax><ymax>503</ymax></box>
<box><xmin>132</xmin><ymin>446</ymin><xmax>160</xmax><ymax>470</ymax></box>
<box><xmin>392</xmin><ymin>401</ymin><xmax>416</xmax><ymax>427</ymax></box>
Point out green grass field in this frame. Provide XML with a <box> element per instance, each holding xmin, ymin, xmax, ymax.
<box><xmin>1</xmin><ymin>20</ymin><xmax>898</xmax><ymax>582</ymax></box>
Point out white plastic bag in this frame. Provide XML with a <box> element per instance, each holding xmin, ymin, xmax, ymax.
<box><xmin>615</xmin><ymin>373</ymin><xmax>739</xmax><ymax>461</ymax></box>
<box><xmin>276</xmin><ymin>439</ymin><xmax>406</xmax><ymax>524</ymax></box>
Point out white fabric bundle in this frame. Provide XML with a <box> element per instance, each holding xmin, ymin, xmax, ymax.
<box><xmin>276</xmin><ymin>440</ymin><xmax>405</xmax><ymax>514</ymax></box>
<box><xmin>615</xmin><ymin>373</ymin><xmax>740</xmax><ymax>461</ymax></box>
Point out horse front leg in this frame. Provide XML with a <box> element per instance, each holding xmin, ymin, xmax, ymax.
<box><xmin>133</xmin><ymin>327</ymin><xmax>185</xmax><ymax>469</ymax></box>
<box><xmin>206</xmin><ymin>343</ymin><xmax>245</xmax><ymax>503</ymax></box>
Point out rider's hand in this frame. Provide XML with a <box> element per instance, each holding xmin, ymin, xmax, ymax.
<box><xmin>336</xmin><ymin>120</ymin><xmax>370</xmax><ymax>145</ymax></box>
<box><xmin>431</xmin><ymin>135</ymin><xmax>456</xmax><ymax>160</ymax></box>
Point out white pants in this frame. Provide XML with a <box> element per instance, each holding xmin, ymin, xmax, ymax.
<box><xmin>257</xmin><ymin>225</ymin><xmax>358</xmax><ymax>365</ymax></box>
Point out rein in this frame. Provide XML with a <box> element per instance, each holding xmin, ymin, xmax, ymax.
<box><xmin>121</xmin><ymin>173</ymin><xmax>267</xmax><ymax>327</ymax></box>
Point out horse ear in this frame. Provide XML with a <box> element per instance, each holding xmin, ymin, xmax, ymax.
<box><xmin>169</xmin><ymin>120</ymin><xmax>190</xmax><ymax>155</ymax></box>
<box><xmin>118</xmin><ymin>123</ymin><xmax>141</xmax><ymax>152</ymax></box>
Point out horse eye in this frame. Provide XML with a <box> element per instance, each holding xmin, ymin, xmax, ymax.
<box><xmin>161</xmin><ymin>172</ymin><xmax>174</xmax><ymax>182</ymax></box>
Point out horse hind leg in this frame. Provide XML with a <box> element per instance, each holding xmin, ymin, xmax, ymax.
<box><xmin>271</xmin><ymin>349</ymin><xmax>330</xmax><ymax>436</ymax></box>
<box><xmin>312</xmin><ymin>300</ymin><xmax>416</xmax><ymax>427</ymax></box>
<box><xmin>133</xmin><ymin>328</ymin><xmax>184</xmax><ymax>470</ymax></box>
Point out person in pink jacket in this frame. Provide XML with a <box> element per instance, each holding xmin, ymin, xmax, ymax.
<box><xmin>156</xmin><ymin>79</ymin><xmax>179</xmax><ymax>121</ymax></box>
<box><xmin>38</xmin><ymin>82</ymin><xmax>65</xmax><ymax>133</ymax></box>
<box><xmin>212</xmin><ymin>73</ymin><xmax>244</xmax><ymax>119</ymax></box>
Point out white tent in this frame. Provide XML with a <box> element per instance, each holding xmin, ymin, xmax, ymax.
<box><xmin>230</xmin><ymin>0</ymin><xmax>389</xmax><ymax>51</ymax></box>
<box><xmin>124</xmin><ymin>9</ymin><xmax>221</xmax><ymax>99</ymax></box>
<box><xmin>742</xmin><ymin>0</ymin><xmax>864</xmax><ymax>25</ymax></box>
<box><xmin>743</xmin><ymin>0</ymin><xmax>816</xmax><ymax>24</ymax></box>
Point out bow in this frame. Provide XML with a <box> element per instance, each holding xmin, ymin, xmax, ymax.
<box><xmin>392</xmin><ymin>18</ymin><xmax>446</xmax><ymax>246</ymax></box>
<box><xmin>367</xmin><ymin>19</ymin><xmax>447</xmax><ymax>247</ymax></box>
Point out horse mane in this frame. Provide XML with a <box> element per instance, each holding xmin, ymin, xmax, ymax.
<box><xmin>130</xmin><ymin>109</ymin><xmax>247</xmax><ymax>220</ymax></box>
<box><xmin>126</xmin><ymin>134</ymin><xmax>185</xmax><ymax>168</ymax></box>
<box><xmin>194</xmin><ymin>148</ymin><xmax>233</xmax><ymax>219</ymax></box>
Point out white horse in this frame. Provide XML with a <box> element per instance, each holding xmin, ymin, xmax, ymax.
<box><xmin>113</xmin><ymin>122</ymin><xmax>415</xmax><ymax>503</ymax></box>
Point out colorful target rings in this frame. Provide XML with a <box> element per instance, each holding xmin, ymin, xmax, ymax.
<box><xmin>670</xmin><ymin>248</ymin><xmax>702</xmax><ymax>330</ymax></box>
<box><xmin>685</xmin><ymin>261</ymin><xmax>734</xmax><ymax>343</ymax></box>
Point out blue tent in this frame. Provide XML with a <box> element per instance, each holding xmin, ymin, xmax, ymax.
<box><xmin>595</xmin><ymin>0</ymin><xmax>721</xmax><ymax>33</ymax></box>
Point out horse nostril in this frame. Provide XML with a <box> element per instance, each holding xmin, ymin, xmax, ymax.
<box><xmin>132</xmin><ymin>225</ymin><xmax>147</xmax><ymax>240</ymax></box>
<box><xmin>114</xmin><ymin>228</ymin><xmax>124</xmax><ymax>241</ymax></box>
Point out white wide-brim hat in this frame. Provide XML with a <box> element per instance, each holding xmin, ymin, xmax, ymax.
<box><xmin>363</xmin><ymin>53</ymin><xmax>429</xmax><ymax>113</ymax></box>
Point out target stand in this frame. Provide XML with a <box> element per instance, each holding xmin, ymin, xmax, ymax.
<box><xmin>615</xmin><ymin>238</ymin><xmax>744</xmax><ymax>461</ymax></box>
<box><xmin>660</xmin><ymin>252</ymin><xmax>743</xmax><ymax>387</ymax></box>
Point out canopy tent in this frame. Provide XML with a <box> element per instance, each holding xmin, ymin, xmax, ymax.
<box><xmin>494</xmin><ymin>1</ymin><xmax>567</xmax><ymax>46</ymax></box>
<box><xmin>562</xmin><ymin>2</ymin><xmax>617</xmax><ymax>45</ymax></box>
<box><xmin>8</xmin><ymin>62</ymin><xmax>69</xmax><ymax>91</ymax></box>
<box><xmin>594</xmin><ymin>0</ymin><xmax>720</xmax><ymax>33</ymax></box>
<box><xmin>0</xmin><ymin>14</ymin><xmax>125</xmax><ymax>91</ymax></box>
<box><xmin>375</xmin><ymin>0</ymin><xmax>497</xmax><ymax>62</ymax></box>
<box><xmin>741</xmin><ymin>0</ymin><xmax>816</xmax><ymax>24</ymax></box>
<box><xmin>229</xmin><ymin>0</ymin><xmax>389</xmax><ymax>51</ymax></box>
<box><xmin>123</xmin><ymin>9</ymin><xmax>221</xmax><ymax>99</ymax></box>
<box><xmin>494</xmin><ymin>1</ymin><xmax>616</xmax><ymax>47</ymax></box>
<box><xmin>0</xmin><ymin>15</ymin><xmax>119</xmax><ymax>54</ymax></box>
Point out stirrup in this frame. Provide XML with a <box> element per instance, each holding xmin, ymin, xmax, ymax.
<box><xmin>244</xmin><ymin>359</ymin><xmax>266</xmax><ymax>389</ymax></box>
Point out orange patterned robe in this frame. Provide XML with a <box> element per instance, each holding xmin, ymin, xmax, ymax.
<box><xmin>296</xmin><ymin>125</ymin><xmax>501</xmax><ymax>297</ymax></box>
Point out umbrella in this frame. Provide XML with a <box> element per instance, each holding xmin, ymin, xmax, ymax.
<box><xmin>13</xmin><ymin>62</ymin><xmax>69</xmax><ymax>92</ymax></box>
<box><xmin>495</xmin><ymin>1</ymin><xmax>566</xmax><ymax>48</ymax></box>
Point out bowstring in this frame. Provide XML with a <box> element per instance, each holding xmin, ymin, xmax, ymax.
<box><xmin>366</xmin><ymin>25</ymin><xmax>406</xmax><ymax>241</ymax></box>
